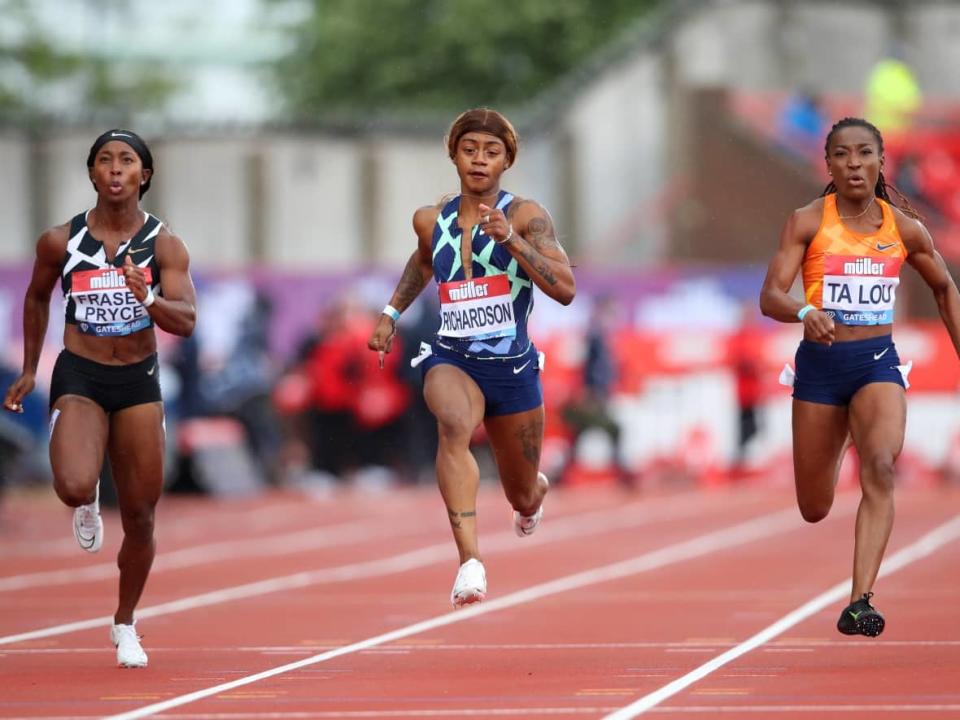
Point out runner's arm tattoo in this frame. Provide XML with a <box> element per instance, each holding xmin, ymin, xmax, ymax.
<box><xmin>393</xmin><ymin>252</ymin><xmax>431</xmax><ymax>310</ymax></box>
<box><xmin>515</xmin><ymin>224</ymin><xmax>558</xmax><ymax>285</ymax></box>
<box><xmin>506</xmin><ymin>203</ymin><xmax>563</xmax><ymax>286</ymax></box>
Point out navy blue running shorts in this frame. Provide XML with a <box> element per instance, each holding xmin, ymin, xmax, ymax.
<box><xmin>793</xmin><ymin>334</ymin><xmax>905</xmax><ymax>406</ymax></box>
<box><xmin>420</xmin><ymin>341</ymin><xmax>543</xmax><ymax>417</ymax></box>
<box><xmin>49</xmin><ymin>349</ymin><xmax>162</xmax><ymax>413</ymax></box>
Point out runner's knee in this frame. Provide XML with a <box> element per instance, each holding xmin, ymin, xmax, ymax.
<box><xmin>860</xmin><ymin>452</ymin><xmax>896</xmax><ymax>497</ymax></box>
<box><xmin>797</xmin><ymin>492</ymin><xmax>833</xmax><ymax>523</ymax></box>
<box><xmin>119</xmin><ymin>505</ymin><xmax>156</xmax><ymax>540</ymax></box>
<box><xmin>53</xmin><ymin>472</ymin><xmax>99</xmax><ymax>507</ymax></box>
<box><xmin>435</xmin><ymin>413</ymin><xmax>475</xmax><ymax>446</ymax></box>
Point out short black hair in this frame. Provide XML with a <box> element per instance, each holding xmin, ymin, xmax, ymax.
<box><xmin>87</xmin><ymin>129</ymin><xmax>154</xmax><ymax>198</ymax></box>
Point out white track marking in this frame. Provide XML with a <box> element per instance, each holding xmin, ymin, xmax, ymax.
<box><xmin>602</xmin><ymin>515</ymin><xmax>960</xmax><ymax>719</ymax></box>
<box><xmin>0</xmin><ymin>490</ymin><xmax>751</xmax><ymax>645</ymax></box>
<box><xmin>16</xmin><ymin>706</ymin><xmax>960</xmax><ymax>719</ymax></box>
<box><xmin>0</xmin><ymin>489</ymin><xmax>717</xmax><ymax>592</ymax></box>
<box><xmin>101</xmin><ymin>506</ymin><xmax>810</xmax><ymax>720</ymax></box>
<box><xmin>0</xmin><ymin>498</ymin><xmax>348</xmax><ymax>558</ymax></box>
<box><xmin>0</xmin><ymin>519</ymin><xmax>421</xmax><ymax>592</ymax></box>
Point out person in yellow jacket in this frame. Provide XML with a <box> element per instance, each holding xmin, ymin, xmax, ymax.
<box><xmin>865</xmin><ymin>54</ymin><xmax>922</xmax><ymax>133</ymax></box>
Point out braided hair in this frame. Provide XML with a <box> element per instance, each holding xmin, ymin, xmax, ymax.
<box><xmin>820</xmin><ymin>117</ymin><xmax>921</xmax><ymax>219</ymax></box>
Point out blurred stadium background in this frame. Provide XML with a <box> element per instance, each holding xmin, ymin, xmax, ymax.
<box><xmin>3</xmin><ymin>0</ymin><xmax>960</xmax><ymax>502</ymax></box>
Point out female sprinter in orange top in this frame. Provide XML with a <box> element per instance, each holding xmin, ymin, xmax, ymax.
<box><xmin>759</xmin><ymin>117</ymin><xmax>960</xmax><ymax>636</ymax></box>
<box><xmin>4</xmin><ymin>129</ymin><xmax>197</xmax><ymax>665</ymax></box>
<box><xmin>368</xmin><ymin>108</ymin><xmax>575</xmax><ymax>607</ymax></box>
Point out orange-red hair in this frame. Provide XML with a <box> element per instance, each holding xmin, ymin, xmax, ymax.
<box><xmin>445</xmin><ymin>108</ymin><xmax>518</xmax><ymax>166</ymax></box>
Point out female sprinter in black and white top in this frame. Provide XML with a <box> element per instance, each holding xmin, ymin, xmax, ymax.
<box><xmin>4</xmin><ymin>129</ymin><xmax>197</xmax><ymax>666</ymax></box>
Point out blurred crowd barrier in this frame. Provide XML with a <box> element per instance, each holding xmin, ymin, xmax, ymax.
<box><xmin>3</xmin><ymin>263</ymin><xmax>959</xmax><ymax>500</ymax></box>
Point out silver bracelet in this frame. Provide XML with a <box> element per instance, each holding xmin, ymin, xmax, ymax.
<box><xmin>495</xmin><ymin>224</ymin><xmax>514</xmax><ymax>245</ymax></box>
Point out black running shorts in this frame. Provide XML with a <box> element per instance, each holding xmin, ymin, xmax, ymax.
<box><xmin>49</xmin><ymin>349</ymin><xmax>162</xmax><ymax>413</ymax></box>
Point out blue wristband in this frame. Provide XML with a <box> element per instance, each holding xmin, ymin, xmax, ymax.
<box><xmin>797</xmin><ymin>304</ymin><xmax>815</xmax><ymax>321</ymax></box>
<box><xmin>382</xmin><ymin>304</ymin><xmax>401</xmax><ymax>323</ymax></box>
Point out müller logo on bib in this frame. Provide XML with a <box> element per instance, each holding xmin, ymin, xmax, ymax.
<box><xmin>824</xmin><ymin>255</ymin><xmax>900</xmax><ymax>278</ymax></box>
<box><xmin>72</xmin><ymin>267</ymin><xmax>153</xmax><ymax>292</ymax></box>
<box><xmin>439</xmin><ymin>275</ymin><xmax>507</xmax><ymax>304</ymax></box>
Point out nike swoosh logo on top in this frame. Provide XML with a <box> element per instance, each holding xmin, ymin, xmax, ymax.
<box><xmin>873</xmin><ymin>348</ymin><xmax>890</xmax><ymax>360</ymax></box>
<box><xmin>147</xmin><ymin>364</ymin><xmax>157</xmax><ymax>376</ymax></box>
<box><xmin>876</xmin><ymin>242</ymin><xmax>897</xmax><ymax>251</ymax></box>
<box><xmin>512</xmin><ymin>360</ymin><xmax>532</xmax><ymax>374</ymax></box>
<box><xmin>110</xmin><ymin>131</ymin><xmax>134</xmax><ymax>138</ymax></box>
<box><xmin>128</xmin><ymin>246</ymin><xmax>150</xmax><ymax>254</ymax></box>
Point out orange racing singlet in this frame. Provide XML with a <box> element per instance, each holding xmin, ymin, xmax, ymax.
<box><xmin>801</xmin><ymin>194</ymin><xmax>907</xmax><ymax>326</ymax></box>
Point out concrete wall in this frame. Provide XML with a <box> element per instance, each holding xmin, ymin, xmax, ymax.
<box><xmin>0</xmin><ymin>135</ymin><xmax>32</xmax><ymax>261</ymax></box>
<box><xmin>2</xmin><ymin>1</ymin><xmax>958</xmax><ymax>270</ymax></box>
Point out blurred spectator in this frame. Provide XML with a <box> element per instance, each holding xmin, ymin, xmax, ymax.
<box><xmin>729</xmin><ymin>305</ymin><xmax>765</xmax><ymax>471</ymax></box>
<box><xmin>288</xmin><ymin>296</ymin><xmax>412</xmax><ymax>484</ymax></box>
<box><xmin>171</xmin><ymin>280</ymin><xmax>282</xmax><ymax>485</ymax></box>
<box><xmin>777</xmin><ymin>90</ymin><xmax>827</xmax><ymax>160</ymax></box>
<box><xmin>892</xmin><ymin>152</ymin><xmax>942</xmax><ymax>225</ymax></box>
<box><xmin>865</xmin><ymin>51</ymin><xmax>922</xmax><ymax>134</ymax></box>
<box><xmin>560</xmin><ymin>295</ymin><xmax>632</xmax><ymax>487</ymax></box>
<box><xmin>0</xmin><ymin>361</ymin><xmax>50</xmax><ymax>496</ymax></box>
<box><xmin>393</xmin><ymin>295</ymin><xmax>440</xmax><ymax>483</ymax></box>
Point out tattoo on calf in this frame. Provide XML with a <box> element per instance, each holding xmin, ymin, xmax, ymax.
<box><xmin>447</xmin><ymin>508</ymin><xmax>477</xmax><ymax>530</ymax></box>
<box><xmin>516</xmin><ymin>420</ymin><xmax>543</xmax><ymax>468</ymax></box>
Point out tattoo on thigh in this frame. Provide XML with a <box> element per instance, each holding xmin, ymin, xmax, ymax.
<box><xmin>516</xmin><ymin>420</ymin><xmax>543</xmax><ymax>468</ymax></box>
<box><xmin>447</xmin><ymin>508</ymin><xmax>476</xmax><ymax>529</ymax></box>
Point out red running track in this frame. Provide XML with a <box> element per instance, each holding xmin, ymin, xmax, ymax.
<box><xmin>1</xmin><ymin>481</ymin><xmax>959</xmax><ymax>719</ymax></box>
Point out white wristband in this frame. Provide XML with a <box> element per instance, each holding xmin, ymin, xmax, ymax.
<box><xmin>797</xmin><ymin>303</ymin><xmax>814</xmax><ymax>321</ymax></box>
<box><xmin>382</xmin><ymin>304</ymin><xmax>400</xmax><ymax>322</ymax></box>
<box><xmin>142</xmin><ymin>286</ymin><xmax>156</xmax><ymax>308</ymax></box>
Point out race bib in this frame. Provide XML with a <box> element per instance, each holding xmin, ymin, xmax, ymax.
<box><xmin>70</xmin><ymin>267</ymin><xmax>154</xmax><ymax>337</ymax></box>
<box><xmin>821</xmin><ymin>255</ymin><xmax>902</xmax><ymax>326</ymax></box>
<box><xmin>438</xmin><ymin>275</ymin><xmax>516</xmax><ymax>340</ymax></box>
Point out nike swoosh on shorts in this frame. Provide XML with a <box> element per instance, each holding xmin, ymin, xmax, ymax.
<box><xmin>513</xmin><ymin>360</ymin><xmax>531</xmax><ymax>374</ymax></box>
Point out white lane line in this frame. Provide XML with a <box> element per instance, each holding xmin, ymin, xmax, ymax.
<box><xmin>102</xmin><ymin>506</ymin><xmax>808</xmax><ymax>720</ymax></box>
<box><xmin>139</xmin><ymin>705</ymin><xmax>960</xmax><ymax>717</ymax></box>
<box><xmin>0</xmin><ymin>497</ymin><xmax>348</xmax><ymax>558</ymax></box>
<box><xmin>602</xmin><ymin>515</ymin><xmax>960</xmax><ymax>719</ymax></box>
<box><xmin>0</xmin><ymin>490</ymin><xmax>740</xmax><ymax>646</ymax></box>
<box><xmin>16</xmin><ymin>706</ymin><xmax>960</xmax><ymax>719</ymax></box>
<box><xmin>0</xmin><ymin>519</ymin><xmax>423</xmax><ymax>592</ymax></box>
<box><xmin>0</xmin><ymin>488</ymin><xmax>719</xmax><ymax>592</ymax></box>
<box><xmin>8</xmin><ymin>637</ymin><xmax>959</xmax><ymax>656</ymax></box>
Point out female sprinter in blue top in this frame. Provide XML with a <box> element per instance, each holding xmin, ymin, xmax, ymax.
<box><xmin>4</xmin><ymin>129</ymin><xmax>197</xmax><ymax>665</ymax></box>
<box><xmin>368</xmin><ymin>108</ymin><xmax>576</xmax><ymax>608</ymax></box>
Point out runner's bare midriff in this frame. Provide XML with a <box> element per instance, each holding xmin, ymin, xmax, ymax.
<box><xmin>64</xmin><ymin>324</ymin><xmax>157</xmax><ymax>365</ymax></box>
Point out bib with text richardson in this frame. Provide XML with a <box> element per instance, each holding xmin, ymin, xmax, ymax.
<box><xmin>70</xmin><ymin>267</ymin><xmax>154</xmax><ymax>337</ymax></box>
<box><xmin>821</xmin><ymin>254</ymin><xmax>903</xmax><ymax>326</ymax></box>
<box><xmin>437</xmin><ymin>275</ymin><xmax>516</xmax><ymax>340</ymax></box>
